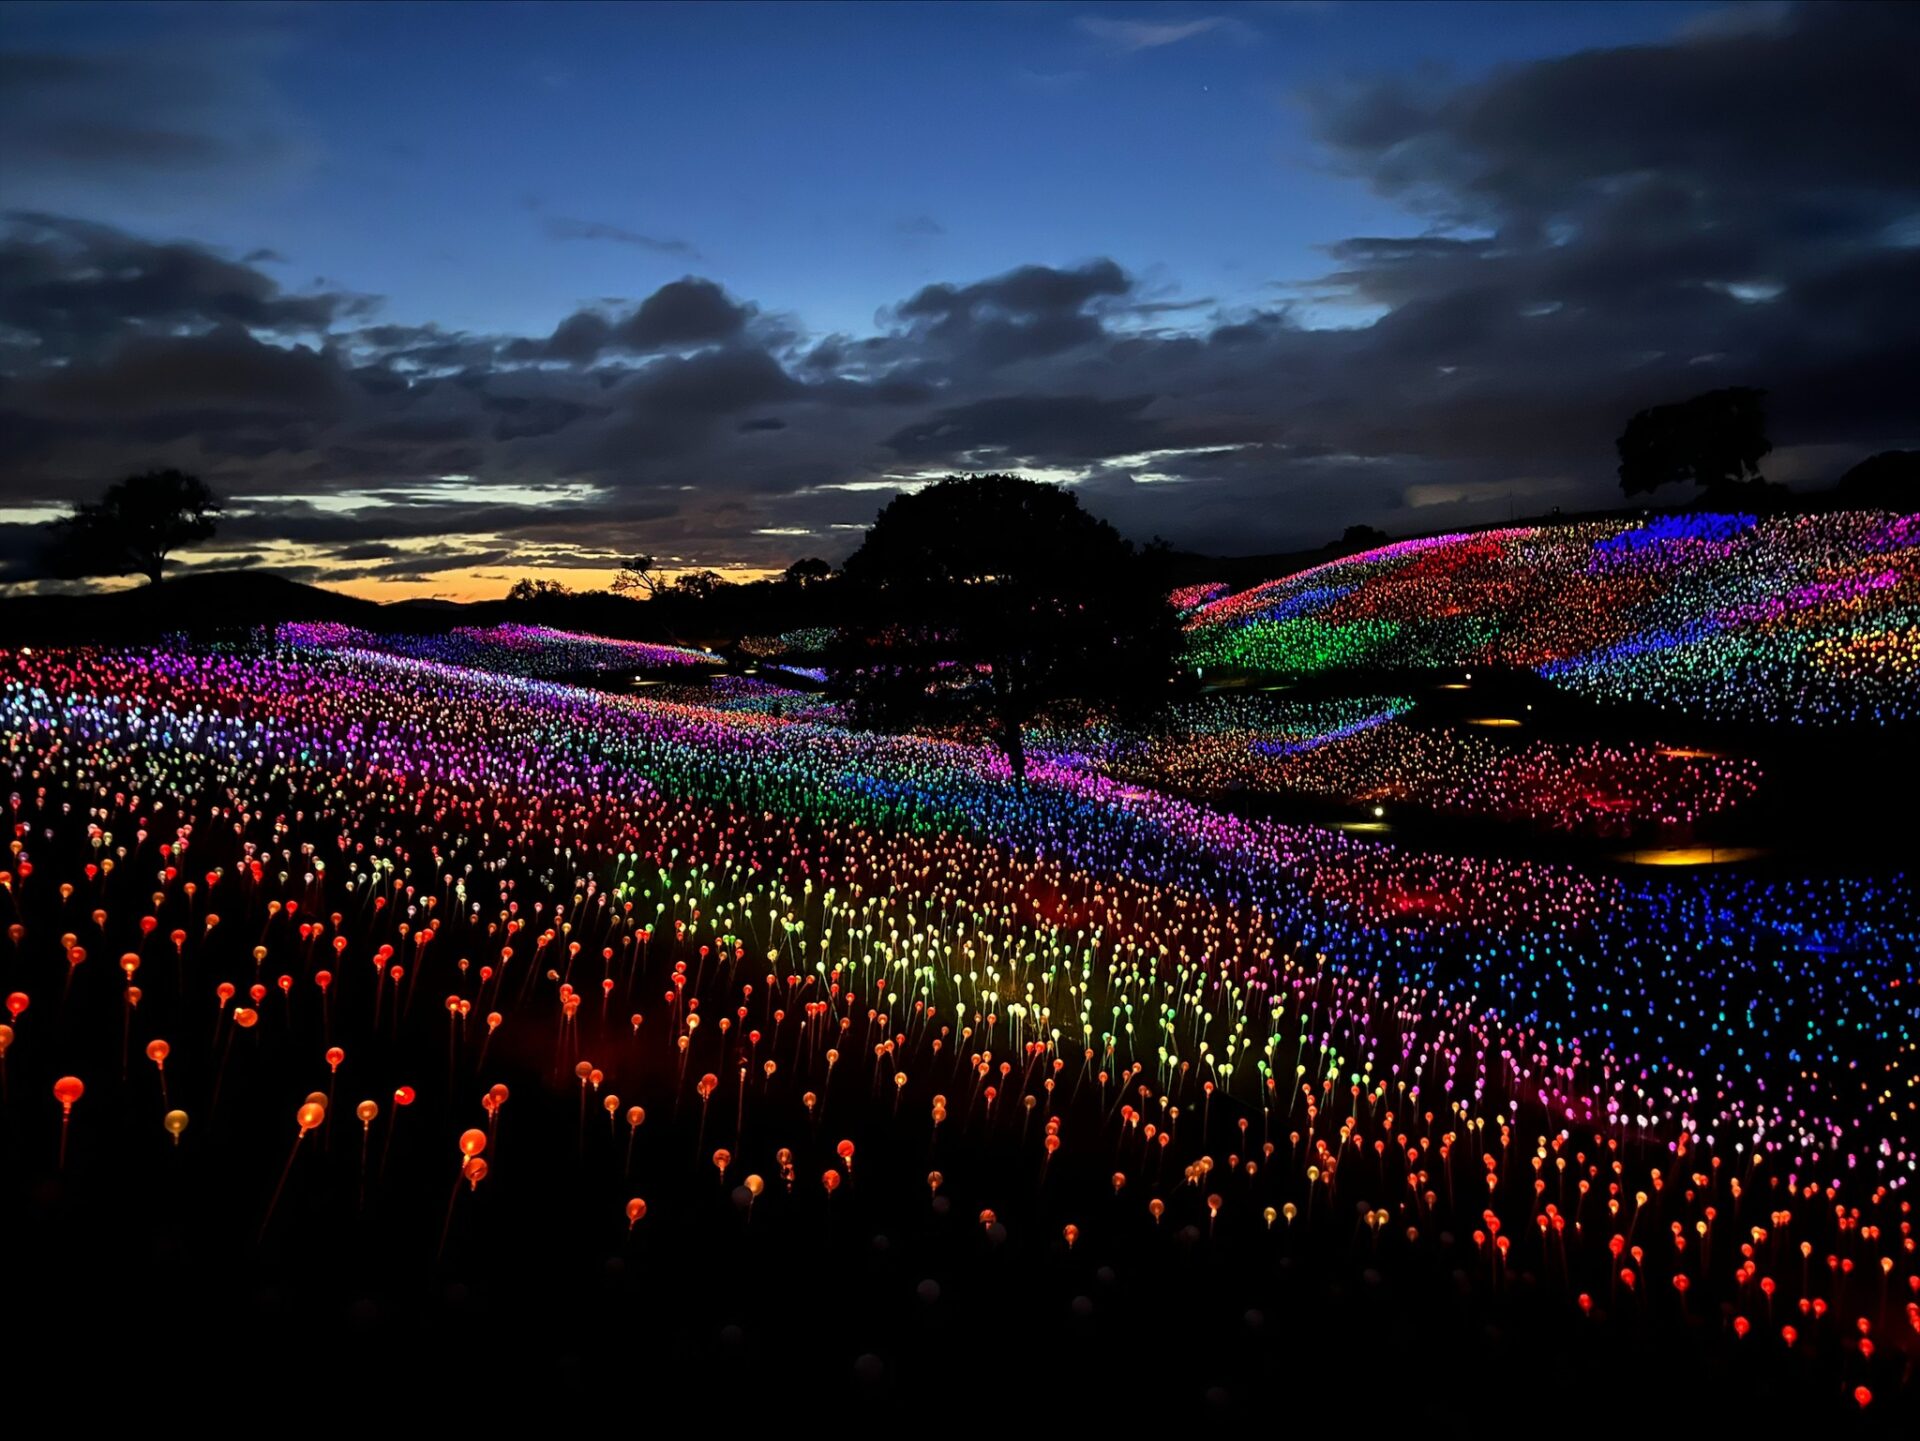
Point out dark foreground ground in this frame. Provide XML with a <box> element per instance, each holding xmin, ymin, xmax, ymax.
<box><xmin>8</xmin><ymin>1052</ymin><xmax>1910</xmax><ymax>1430</ymax></box>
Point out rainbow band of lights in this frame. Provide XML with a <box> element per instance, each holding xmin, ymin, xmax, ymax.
<box><xmin>1184</xmin><ymin>512</ymin><xmax>1920</xmax><ymax>724</ymax></box>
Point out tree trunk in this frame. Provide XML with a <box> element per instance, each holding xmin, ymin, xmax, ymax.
<box><xmin>999</xmin><ymin>718</ymin><xmax>1027</xmax><ymax>786</ymax></box>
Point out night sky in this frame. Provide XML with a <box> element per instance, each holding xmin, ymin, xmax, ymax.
<box><xmin>2</xmin><ymin>1</ymin><xmax>1915</xmax><ymax>600</ymax></box>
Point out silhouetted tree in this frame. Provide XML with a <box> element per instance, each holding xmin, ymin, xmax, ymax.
<box><xmin>506</xmin><ymin>578</ymin><xmax>573</xmax><ymax>602</ymax></box>
<box><xmin>1833</xmin><ymin>450</ymin><xmax>1920</xmax><ymax>508</ymax></box>
<box><xmin>612</xmin><ymin>553</ymin><xmax>666</xmax><ymax>597</ymax></box>
<box><xmin>828</xmin><ymin>473</ymin><xmax>1178</xmax><ymax>782</ymax></box>
<box><xmin>671</xmin><ymin>569</ymin><xmax>727</xmax><ymax>599</ymax></box>
<box><xmin>783</xmin><ymin>557</ymin><xmax>834</xmax><ymax>587</ymax></box>
<box><xmin>1617</xmin><ymin>387</ymin><xmax>1771</xmax><ymax>497</ymax></box>
<box><xmin>1341</xmin><ymin>524</ymin><xmax>1390</xmax><ymax>549</ymax></box>
<box><xmin>44</xmin><ymin>468</ymin><xmax>221</xmax><ymax>585</ymax></box>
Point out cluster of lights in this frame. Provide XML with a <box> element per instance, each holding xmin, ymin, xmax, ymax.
<box><xmin>656</xmin><ymin>673</ymin><xmax>846</xmax><ymax>724</ymax></box>
<box><xmin>0</xmin><ymin>633</ymin><xmax>1912</xmax><ymax>1413</ymax></box>
<box><xmin>738</xmin><ymin>627</ymin><xmax>837</xmax><ymax>661</ymax></box>
<box><xmin>1186</xmin><ymin>513</ymin><xmax>1920</xmax><ymax>723</ymax></box>
<box><xmin>1169</xmin><ymin>582</ymin><xmax>1232</xmax><ymax>615</ymax></box>
<box><xmin>279</xmin><ymin>622</ymin><xmax>720</xmax><ymax>676</ymax></box>
<box><xmin>1048</xmin><ymin>697</ymin><xmax>1762</xmax><ymax>835</ymax></box>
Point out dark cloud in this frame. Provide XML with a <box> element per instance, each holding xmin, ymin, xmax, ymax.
<box><xmin>617</xmin><ymin>278</ymin><xmax>753</xmax><ymax>351</ymax></box>
<box><xmin>219</xmin><ymin>498</ymin><xmax>633</xmax><ymax>549</ymax></box>
<box><xmin>1</xmin><ymin>52</ymin><xmax>229</xmax><ymax>172</ymax></box>
<box><xmin>544</xmin><ymin>217</ymin><xmax>698</xmax><ymax>257</ymax></box>
<box><xmin>29</xmin><ymin>326</ymin><xmax>349</xmax><ymax>421</ymax></box>
<box><xmin>508</xmin><ymin>277</ymin><xmax>753</xmax><ymax>364</ymax></box>
<box><xmin>889</xmin><ymin>259</ymin><xmax>1132</xmax><ymax>369</ymax></box>
<box><xmin>0</xmin><ymin>214</ymin><xmax>356</xmax><ymax>355</ymax></box>
<box><xmin>886</xmin><ymin>395</ymin><xmax>1162</xmax><ymax>462</ymax></box>
<box><xmin>1310</xmin><ymin>3</ymin><xmax>1917</xmax><ymax>226</ymax></box>
<box><xmin>524</xmin><ymin>310</ymin><xmax>614</xmax><ymax>365</ymax></box>
<box><xmin>485</xmin><ymin>395</ymin><xmax>601</xmax><ymax>442</ymax></box>
<box><xmin>0</xmin><ymin>42</ymin><xmax>307</xmax><ymax>208</ymax></box>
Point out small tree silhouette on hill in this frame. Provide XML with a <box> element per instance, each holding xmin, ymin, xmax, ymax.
<box><xmin>45</xmin><ymin>469</ymin><xmax>222</xmax><ymax>585</ymax></box>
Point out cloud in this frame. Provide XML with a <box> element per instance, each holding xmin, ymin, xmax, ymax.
<box><xmin>509</xmin><ymin>277</ymin><xmax>755</xmax><ymax>363</ymax></box>
<box><xmin>1076</xmin><ymin>15</ymin><xmax>1253</xmax><ymax>53</ymax></box>
<box><xmin>29</xmin><ymin>326</ymin><xmax>349</xmax><ymax>422</ymax></box>
<box><xmin>619</xmin><ymin>278</ymin><xmax>753</xmax><ymax>350</ymax></box>
<box><xmin>1013</xmin><ymin>68</ymin><xmax>1089</xmax><ymax>94</ymax></box>
<box><xmin>544</xmin><ymin>217</ymin><xmax>698</xmax><ymax>257</ymax></box>
<box><xmin>0</xmin><ymin>213</ymin><xmax>360</xmax><ymax>356</ymax></box>
<box><xmin>0</xmin><ymin>37</ymin><xmax>312</xmax><ymax>212</ymax></box>
<box><xmin>886</xmin><ymin>395</ymin><xmax>1163</xmax><ymax>462</ymax></box>
<box><xmin>1309</xmin><ymin>3</ymin><xmax>1917</xmax><ymax>225</ymax></box>
<box><xmin>880</xmin><ymin>259</ymin><xmax>1133</xmax><ymax>369</ymax></box>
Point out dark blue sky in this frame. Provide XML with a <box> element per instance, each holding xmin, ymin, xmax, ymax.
<box><xmin>3</xmin><ymin>2</ymin><xmax>1914</xmax><ymax>598</ymax></box>
<box><xmin>13</xmin><ymin>1</ymin><xmax>1716</xmax><ymax>337</ymax></box>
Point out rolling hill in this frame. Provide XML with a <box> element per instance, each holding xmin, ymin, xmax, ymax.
<box><xmin>1182</xmin><ymin>510</ymin><xmax>1920</xmax><ymax>724</ymax></box>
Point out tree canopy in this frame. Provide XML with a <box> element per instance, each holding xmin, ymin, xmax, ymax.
<box><xmin>783</xmin><ymin>557</ymin><xmax>834</xmax><ymax>587</ymax></box>
<box><xmin>44</xmin><ymin>468</ymin><xmax>221</xmax><ymax>585</ymax></box>
<box><xmin>828</xmin><ymin>473</ymin><xmax>1178</xmax><ymax>780</ymax></box>
<box><xmin>671</xmin><ymin>569</ymin><xmax>727</xmax><ymax>599</ymax></box>
<box><xmin>1616</xmin><ymin>387</ymin><xmax>1772</xmax><ymax>497</ymax></box>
